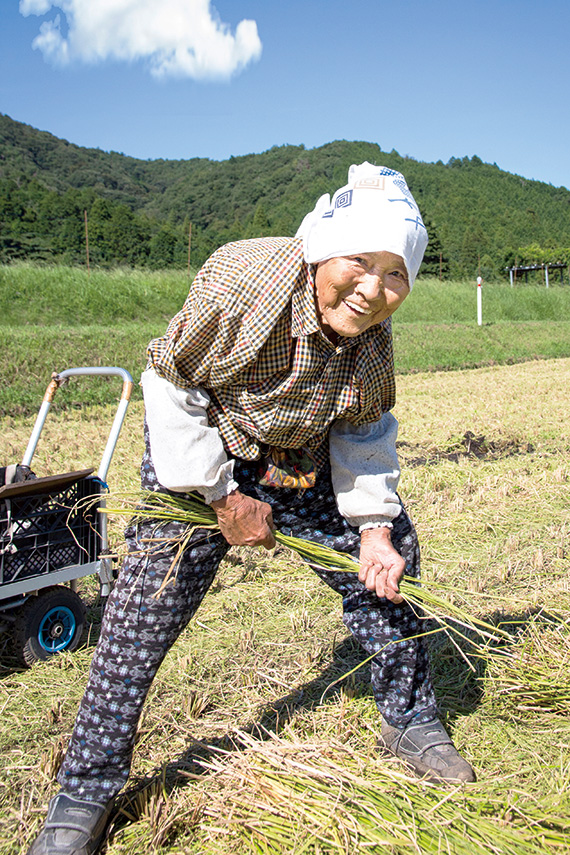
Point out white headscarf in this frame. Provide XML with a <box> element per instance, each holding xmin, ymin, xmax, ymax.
<box><xmin>296</xmin><ymin>162</ymin><xmax>428</xmax><ymax>287</ymax></box>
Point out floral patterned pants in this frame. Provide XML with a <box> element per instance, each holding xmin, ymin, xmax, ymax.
<box><xmin>57</xmin><ymin>427</ymin><xmax>437</xmax><ymax>802</ymax></box>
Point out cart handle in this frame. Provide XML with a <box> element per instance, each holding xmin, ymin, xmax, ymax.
<box><xmin>21</xmin><ymin>367</ymin><xmax>134</xmax><ymax>483</ymax></box>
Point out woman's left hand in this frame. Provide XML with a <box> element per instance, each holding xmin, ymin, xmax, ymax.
<box><xmin>358</xmin><ymin>527</ymin><xmax>405</xmax><ymax>603</ymax></box>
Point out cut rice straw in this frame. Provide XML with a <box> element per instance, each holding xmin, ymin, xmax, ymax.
<box><xmin>198</xmin><ymin>731</ymin><xmax>570</xmax><ymax>855</ymax></box>
<box><xmin>102</xmin><ymin>490</ymin><xmax>511</xmax><ymax>650</ymax></box>
<box><xmin>485</xmin><ymin>615</ymin><xmax>570</xmax><ymax>717</ymax></box>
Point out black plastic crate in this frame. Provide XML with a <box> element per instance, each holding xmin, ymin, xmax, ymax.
<box><xmin>0</xmin><ymin>473</ymin><xmax>102</xmax><ymax>587</ymax></box>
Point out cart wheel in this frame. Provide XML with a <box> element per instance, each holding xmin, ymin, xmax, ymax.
<box><xmin>13</xmin><ymin>586</ymin><xmax>86</xmax><ymax>667</ymax></box>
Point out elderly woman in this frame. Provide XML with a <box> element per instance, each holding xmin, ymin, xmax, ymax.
<box><xmin>29</xmin><ymin>163</ymin><xmax>474</xmax><ymax>855</ymax></box>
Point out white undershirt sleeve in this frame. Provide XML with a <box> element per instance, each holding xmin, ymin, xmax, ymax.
<box><xmin>329</xmin><ymin>412</ymin><xmax>402</xmax><ymax>530</ymax></box>
<box><xmin>141</xmin><ymin>367</ymin><xmax>238</xmax><ymax>504</ymax></box>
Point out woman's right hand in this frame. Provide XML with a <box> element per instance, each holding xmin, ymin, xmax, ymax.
<box><xmin>211</xmin><ymin>490</ymin><xmax>276</xmax><ymax>549</ymax></box>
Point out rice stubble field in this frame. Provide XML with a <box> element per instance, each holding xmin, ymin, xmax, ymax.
<box><xmin>0</xmin><ymin>355</ymin><xmax>569</xmax><ymax>853</ymax></box>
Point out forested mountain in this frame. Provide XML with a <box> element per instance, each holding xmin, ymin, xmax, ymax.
<box><xmin>1</xmin><ymin>113</ymin><xmax>569</xmax><ymax>279</ymax></box>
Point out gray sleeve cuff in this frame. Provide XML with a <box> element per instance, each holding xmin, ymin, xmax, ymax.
<box><xmin>329</xmin><ymin>412</ymin><xmax>402</xmax><ymax>528</ymax></box>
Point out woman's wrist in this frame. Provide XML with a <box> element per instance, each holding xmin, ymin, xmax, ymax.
<box><xmin>359</xmin><ymin>520</ymin><xmax>394</xmax><ymax>533</ymax></box>
<box><xmin>210</xmin><ymin>489</ymin><xmax>242</xmax><ymax>511</ymax></box>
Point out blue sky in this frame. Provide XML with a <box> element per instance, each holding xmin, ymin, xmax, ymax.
<box><xmin>1</xmin><ymin>0</ymin><xmax>569</xmax><ymax>190</ymax></box>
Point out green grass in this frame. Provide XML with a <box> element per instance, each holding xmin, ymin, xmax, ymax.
<box><xmin>398</xmin><ymin>276</ymin><xmax>570</xmax><ymax>323</ymax></box>
<box><xmin>2</xmin><ymin>264</ymin><xmax>570</xmax><ymax>417</ymax></box>
<box><xmin>0</xmin><ymin>325</ymin><xmax>153</xmax><ymax>415</ymax></box>
<box><xmin>3</xmin><ymin>265</ymin><xmax>569</xmax><ymax>328</ymax></box>
<box><xmin>0</xmin><ymin>263</ymin><xmax>195</xmax><ymax>415</ymax></box>
<box><xmin>0</xmin><ymin>263</ymin><xmax>192</xmax><ymax>327</ymax></box>
<box><xmin>392</xmin><ymin>320</ymin><xmax>570</xmax><ymax>372</ymax></box>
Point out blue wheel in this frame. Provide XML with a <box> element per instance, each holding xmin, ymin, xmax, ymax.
<box><xmin>37</xmin><ymin>604</ymin><xmax>77</xmax><ymax>654</ymax></box>
<box><xmin>14</xmin><ymin>586</ymin><xmax>86</xmax><ymax>667</ymax></box>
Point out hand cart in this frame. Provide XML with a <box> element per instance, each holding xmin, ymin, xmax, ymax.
<box><xmin>0</xmin><ymin>367</ymin><xmax>133</xmax><ymax>666</ymax></box>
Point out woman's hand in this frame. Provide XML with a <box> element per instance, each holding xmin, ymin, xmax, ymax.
<box><xmin>358</xmin><ymin>527</ymin><xmax>404</xmax><ymax>603</ymax></box>
<box><xmin>211</xmin><ymin>490</ymin><xmax>276</xmax><ymax>549</ymax></box>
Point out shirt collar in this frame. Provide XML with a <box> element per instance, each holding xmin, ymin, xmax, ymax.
<box><xmin>291</xmin><ymin>262</ymin><xmax>321</xmax><ymax>337</ymax></box>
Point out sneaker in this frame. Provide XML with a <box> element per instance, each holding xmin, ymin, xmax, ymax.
<box><xmin>377</xmin><ymin>717</ymin><xmax>476</xmax><ymax>784</ymax></box>
<box><xmin>27</xmin><ymin>792</ymin><xmax>114</xmax><ymax>855</ymax></box>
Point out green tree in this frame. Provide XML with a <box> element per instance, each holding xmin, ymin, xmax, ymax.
<box><xmin>419</xmin><ymin>217</ymin><xmax>449</xmax><ymax>279</ymax></box>
<box><xmin>148</xmin><ymin>226</ymin><xmax>179</xmax><ymax>269</ymax></box>
<box><xmin>460</xmin><ymin>220</ymin><xmax>486</xmax><ymax>278</ymax></box>
<box><xmin>107</xmin><ymin>205</ymin><xmax>149</xmax><ymax>265</ymax></box>
<box><xmin>247</xmin><ymin>202</ymin><xmax>270</xmax><ymax>237</ymax></box>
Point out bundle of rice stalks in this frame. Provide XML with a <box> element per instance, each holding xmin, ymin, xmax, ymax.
<box><xmin>104</xmin><ymin>490</ymin><xmax>510</xmax><ymax>653</ymax></box>
<box><xmin>199</xmin><ymin>731</ymin><xmax>570</xmax><ymax>854</ymax></box>
<box><xmin>485</xmin><ymin>614</ymin><xmax>570</xmax><ymax>718</ymax></box>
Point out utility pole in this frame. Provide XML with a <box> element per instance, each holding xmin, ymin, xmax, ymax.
<box><xmin>84</xmin><ymin>210</ymin><xmax>90</xmax><ymax>276</ymax></box>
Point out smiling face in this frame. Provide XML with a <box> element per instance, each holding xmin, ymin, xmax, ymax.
<box><xmin>313</xmin><ymin>251</ymin><xmax>410</xmax><ymax>340</ymax></box>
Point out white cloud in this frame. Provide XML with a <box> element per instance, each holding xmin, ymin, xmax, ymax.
<box><xmin>19</xmin><ymin>0</ymin><xmax>262</xmax><ymax>80</ymax></box>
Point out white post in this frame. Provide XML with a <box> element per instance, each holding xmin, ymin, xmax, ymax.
<box><xmin>509</xmin><ymin>268</ymin><xmax>514</xmax><ymax>287</ymax></box>
<box><xmin>477</xmin><ymin>276</ymin><xmax>483</xmax><ymax>326</ymax></box>
<box><xmin>545</xmin><ymin>265</ymin><xmax>549</xmax><ymax>288</ymax></box>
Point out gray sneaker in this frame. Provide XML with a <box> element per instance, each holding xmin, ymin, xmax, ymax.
<box><xmin>27</xmin><ymin>792</ymin><xmax>114</xmax><ymax>855</ymax></box>
<box><xmin>377</xmin><ymin>717</ymin><xmax>476</xmax><ymax>784</ymax></box>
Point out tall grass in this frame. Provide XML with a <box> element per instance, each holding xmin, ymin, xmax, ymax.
<box><xmin>397</xmin><ymin>276</ymin><xmax>570</xmax><ymax>323</ymax></box>
<box><xmin>0</xmin><ymin>263</ymin><xmax>191</xmax><ymax>327</ymax></box>
<box><xmin>2</xmin><ymin>264</ymin><xmax>569</xmax><ymax>328</ymax></box>
<box><xmin>0</xmin><ymin>264</ymin><xmax>189</xmax><ymax>415</ymax></box>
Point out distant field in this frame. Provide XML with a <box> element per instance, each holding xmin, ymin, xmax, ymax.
<box><xmin>1</xmin><ymin>263</ymin><xmax>570</xmax><ymax>415</ymax></box>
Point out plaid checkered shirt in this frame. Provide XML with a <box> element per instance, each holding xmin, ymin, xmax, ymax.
<box><xmin>147</xmin><ymin>237</ymin><xmax>396</xmax><ymax>467</ymax></box>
